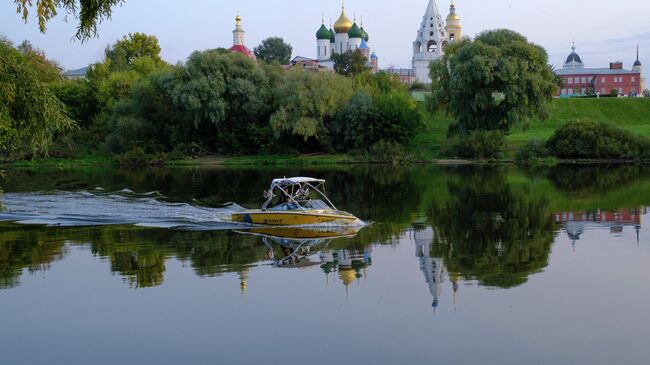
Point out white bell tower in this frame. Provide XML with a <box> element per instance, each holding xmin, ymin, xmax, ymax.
<box><xmin>412</xmin><ymin>0</ymin><xmax>448</xmax><ymax>84</ymax></box>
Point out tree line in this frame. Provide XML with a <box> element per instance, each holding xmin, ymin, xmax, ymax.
<box><xmin>0</xmin><ymin>33</ymin><xmax>422</xmax><ymax>161</ymax></box>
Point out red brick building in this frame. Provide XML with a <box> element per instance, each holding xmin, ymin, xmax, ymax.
<box><xmin>554</xmin><ymin>44</ymin><xmax>643</xmax><ymax>97</ymax></box>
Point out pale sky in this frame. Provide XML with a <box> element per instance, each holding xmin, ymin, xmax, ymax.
<box><xmin>1</xmin><ymin>0</ymin><xmax>649</xmax><ymax>71</ymax></box>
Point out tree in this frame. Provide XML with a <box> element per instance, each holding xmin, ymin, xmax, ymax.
<box><xmin>332</xmin><ymin>50</ymin><xmax>370</xmax><ymax>76</ymax></box>
<box><xmin>14</xmin><ymin>0</ymin><xmax>124</xmax><ymax>41</ymax></box>
<box><xmin>104</xmin><ymin>33</ymin><xmax>163</xmax><ymax>71</ymax></box>
<box><xmin>269</xmin><ymin>69</ymin><xmax>353</xmax><ymax>150</ymax></box>
<box><xmin>0</xmin><ymin>40</ymin><xmax>74</xmax><ymax>158</ymax></box>
<box><xmin>17</xmin><ymin>40</ymin><xmax>62</xmax><ymax>83</ymax></box>
<box><xmin>429</xmin><ymin>29</ymin><xmax>556</xmax><ymax>136</ymax></box>
<box><xmin>254</xmin><ymin>37</ymin><xmax>292</xmax><ymax>65</ymax></box>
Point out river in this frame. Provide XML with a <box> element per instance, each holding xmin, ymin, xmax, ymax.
<box><xmin>1</xmin><ymin>165</ymin><xmax>649</xmax><ymax>365</ymax></box>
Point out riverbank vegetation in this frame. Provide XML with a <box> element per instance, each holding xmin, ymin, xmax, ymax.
<box><xmin>2</xmin><ymin>24</ymin><xmax>650</xmax><ymax>167</ymax></box>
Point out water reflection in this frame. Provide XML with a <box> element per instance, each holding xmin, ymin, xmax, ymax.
<box><xmin>554</xmin><ymin>207</ymin><xmax>645</xmax><ymax>245</ymax></box>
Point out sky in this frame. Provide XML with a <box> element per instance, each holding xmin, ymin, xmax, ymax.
<box><xmin>1</xmin><ymin>0</ymin><xmax>649</xmax><ymax>71</ymax></box>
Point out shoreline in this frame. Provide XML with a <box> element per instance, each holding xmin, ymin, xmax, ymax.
<box><xmin>3</xmin><ymin>155</ymin><xmax>650</xmax><ymax>169</ymax></box>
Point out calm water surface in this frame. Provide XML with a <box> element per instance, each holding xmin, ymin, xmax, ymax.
<box><xmin>1</xmin><ymin>165</ymin><xmax>650</xmax><ymax>365</ymax></box>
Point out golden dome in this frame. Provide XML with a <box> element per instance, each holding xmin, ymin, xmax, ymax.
<box><xmin>339</xmin><ymin>269</ymin><xmax>357</xmax><ymax>287</ymax></box>
<box><xmin>333</xmin><ymin>7</ymin><xmax>353</xmax><ymax>34</ymax></box>
<box><xmin>446</xmin><ymin>1</ymin><xmax>460</xmax><ymax>21</ymax></box>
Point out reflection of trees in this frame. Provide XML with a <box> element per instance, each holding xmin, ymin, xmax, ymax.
<box><xmin>0</xmin><ymin>223</ymin><xmax>68</xmax><ymax>289</ymax></box>
<box><xmin>545</xmin><ymin>165</ymin><xmax>650</xmax><ymax>196</ymax></box>
<box><xmin>427</xmin><ymin>167</ymin><xmax>558</xmax><ymax>289</ymax></box>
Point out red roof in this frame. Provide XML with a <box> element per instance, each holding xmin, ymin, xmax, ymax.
<box><xmin>229</xmin><ymin>45</ymin><xmax>256</xmax><ymax>60</ymax></box>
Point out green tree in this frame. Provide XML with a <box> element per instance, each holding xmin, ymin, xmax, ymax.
<box><xmin>429</xmin><ymin>29</ymin><xmax>556</xmax><ymax>136</ymax></box>
<box><xmin>254</xmin><ymin>37</ymin><xmax>292</xmax><ymax>65</ymax></box>
<box><xmin>14</xmin><ymin>0</ymin><xmax>124</xmax><ymax>41</ymax></box>
<box><xmin>332</xmin><ymin>50</ymin><xmax>370</xmax><ymax>76</ymax></box>
<box><xmin>104</xmin><ymin>33</ymin><xmax>163</xmax><ymax>71</ymax></box>
<box><xmin>269</xmin><ymin>68</ymin><xmax>353</xmax><ymax>150</ymax></box>
<box><xmin>16</xmin><ymin>40</ymin><xmax>61</xmax><ymax>83</ymax></box>
<box><xmin>0</xmin><ymin>40</ymin><xmax>74</xmax><ymax>158</ymax></box>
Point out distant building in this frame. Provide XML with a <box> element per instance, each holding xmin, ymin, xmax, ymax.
<box><xmin>384</xmin><ymin>67</ymin><xmax>416</xmax><ymax>85</ymax></box>
<box><xmin>313</xmin><ymin>6</ymin><xmax>378</xmax><ymax>71</ymax></box>
<box><xmin>285</xmin><ymin>56</ymin><xmax>327</xmax><ymax>71</ymax></box>
<box><xmin>412</xmin><ymin>0</ymin><xmax>462</xmax><ymax>84</ymax></box>
<box><xmin>554</xmin><ymin>43</ymin><xmax>642</xmax><ymax>97</ymax></box>
<box><xmin>229</xmin><ymin>13</ymin><xmax>256</xmax><ymax>60</ymax></box>
<box><xmin>62</xmin><ymin>66</ymin><xmax>90</xmax><ymax>80</ymax></box>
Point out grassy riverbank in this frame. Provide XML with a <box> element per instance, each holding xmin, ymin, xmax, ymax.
<box><xmin>410</xmin><ymin>98</ymin><xmax>650</xmax><ymax>159</ymax></box>
<box><xmin>4</xmin><ymin>98</ymin><xmax>650</xmax><ymax>168</ymax></box>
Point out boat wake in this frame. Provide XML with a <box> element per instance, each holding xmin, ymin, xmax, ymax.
<box><xmin>0</xmin><ymin>189</ymin><xmax>367</xmax><ymax>231</ymax></box>
<box><xmin>0</xmin><ymin>189</ymin><xmax>248</xmax><ymax>231</ymax></box>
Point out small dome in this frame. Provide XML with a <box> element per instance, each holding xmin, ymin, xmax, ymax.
<box><xmin>316</xmin><ymin>24</ymin><xmax>331</xmax><ymax>40</ymax></box>
<box><xmin>348</xmin><ymin>22</ymin><xmax>363</xmax><ymax>39</ymax></box>
<box><xmin>359</xmin><ymin>38</ymin><xmax>369</xmax><ymax>50</ymax></box>
<box><xmin>634</xmin><ymin>59</ymin><xmax>642</xmax><ymax>67</ymax></box>
<box><xmin>360</xmin><ymin>26</ymin><xmax>369</xmax><ymax>42</ymax></box>
<box><xmin>371</xmin><ymin>52</ymin><xmax>377</xmax><ymax>59</ymax></box>
<box><xmin>334</xmin><ymin>8</ymin><xmax>352</xmax><ymax>33</ymax></box>
<box><xmin>566</xmin><ymin>51</ymin><xmax>582</xmax><ymax>65</ymax></box>
<box><xmin>329</xmin><ymin>28</ymin><xmax>336</xmax><ymax>43</ymax></box>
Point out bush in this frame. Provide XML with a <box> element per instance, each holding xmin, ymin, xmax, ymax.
<box><xmin>546</xmin><ymin>120</ymin><xmax>650</xmax><ymax>160</ymax></box>
<box><xmin>515</xmin><ymin>139</ymin><xmax>551</xmax><ymax>161</ymax></box>
<box><xmin>117</xmin><ymin>146</ymin><xmax>149</xmax><ymax>167</ymax></box>
<box><xmin>448</xmin><ymin>130</ymin><xmax>505</xmax><ymax>159</ymax></box>
<box><xmin>366</xmin><ymin>140</ymin><xmax>413</xmax><ymax>164</ymax></box>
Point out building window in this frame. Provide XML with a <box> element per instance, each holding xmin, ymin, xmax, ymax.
<box><xmin>568</xmin><ymin>77</ymin><xmax>573</xmax><ymax>84</ymax></box>
<box><xmin>601</xmin><ymin>88</ymin><xmax>606</xmax><ymax>94</ymax></box>
<box><xmin>581</xmin><ymin>88</ymin><xmax>586</xmax><ymax>94</ymax></box>
<box><xmin>602</xmin><ymin>77</ymin><xmax>606</xmax><ymax>83</ymax></box>
<box><xmin>427</xmin><ymin>40</ymin><xmax>438</xmax><ymax>53</ymax></box>
<box><xmin>561</xmin><ymin>89</ymin><xmax>566</xmax><ymax>95</ymax></box>
<box><xmin>581</xmin><ymin>77</ymin><xmax>587</xmax><ymax>83</ymax></box>
<box><xmin>430</xmin><ymin>31</ymin><xmax>434</xmax><ymax>36</ymax></box>
<box><xmin>632</xmin><ymin>76</ymin><xmax>636</xmax><ymax>82</ymax></box>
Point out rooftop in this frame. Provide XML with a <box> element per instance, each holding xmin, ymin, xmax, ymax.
<box><xmin>555</xmin><ymin>68</ymin><xmax>640</xmax><ymax>76</ymax></box>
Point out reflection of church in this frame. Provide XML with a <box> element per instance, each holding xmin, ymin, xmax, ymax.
<box><xmin>554</xmin><ymin>208</ymin><xmax>645</xmax><ymax>245</ymax></box>
<box><xmin>320</xmin><ymin>248</ymin><xmax>372</xmax><ymax>291</ymax></box>
<box><xmin>413</xmin><ymin>227</ymin><xmax>452</xmax><ymax>310</ymax></box>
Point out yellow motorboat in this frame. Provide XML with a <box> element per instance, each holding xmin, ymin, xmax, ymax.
<box><xmin>231</xmin><ymin>177</ymin><xmax>361</xmax><ymax>226</ymax></box>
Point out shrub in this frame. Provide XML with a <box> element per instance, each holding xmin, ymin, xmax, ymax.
<box><xmin>366</xmin><ymin>140</ymin><xmax>413</xmax><ymax>164</ymax></box>
<box><xmin>448</xmin><ymin>130</ymin><xmax>505</xmax><ymax>159</ymax></box>
<box><xmin>117</xmin><ymin>146</ymin><xmax>149</xmax><ymax>167</ymax></box>
<box><xmin>515</xmin><ymin>139</ymin><xmax>551</xmax><ymax>162</ymax></box>
<box><xmin>546</xmin><ymin>120</ymin><xmax>650</xmax><ymax>160</ymax></box>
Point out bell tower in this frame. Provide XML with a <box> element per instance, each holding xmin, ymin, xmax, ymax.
<box><xmin>445</xmin><ymin>1</ymin><xmax>461</xmax><ymax>43</ymax></box>
<box><xmin>412</xmin><ymin>0</ymin><xmax>448</xmax><ymax>84</ymax></box>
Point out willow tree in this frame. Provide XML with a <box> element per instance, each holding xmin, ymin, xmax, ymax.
<box><xmin>429</xmin><ymin>29</ymin><xmax>557</xmax><ymax>136</ymax></box>
<box><xmin>14</xmin><ymin>0</ymin><xmax>124</xmax><ymax>41</ymax></box>
<box><xmin>0</xmin><ymin>41</ymin><xmax>74</xmax><ymax>158</ymax></box>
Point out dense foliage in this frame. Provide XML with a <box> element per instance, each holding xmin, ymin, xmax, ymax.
<box><xmin>447</xmin><ymin>130</ymin><xmax>505</xmax><ymax>159</ymax></box>
<box><xmin>430</xmin><ymin>29</ymin><xmax>557</xmax><ymax>136</ymax></box>
<box><xmin>546</xmin><ymin>120</ymin><xmax>650</xmax><ymax>160</ymax></box>
<box><xmin>14</xmin><ymin>0</ymin><xmax>124</xmax><ymax>41</ymax></box>
<box><xmin>0</xmin><ymin>40</ymin><xmax>74</xmax><ymax>158</ymax></box>
<box><xmin>254</xmin><ymin>37</ymin><xmax>292</xmax><ymax>65</ymax></box>
<box><xmin>332</xmin><ymin>50</ymin><xmax>370</xmax><ymax>76</ymax></box>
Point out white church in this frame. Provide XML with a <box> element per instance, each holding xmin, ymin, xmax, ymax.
<box><xmin>412</xmin><ymin>0</ymin><xmax>463</xmax><ymax>83</ymax></box>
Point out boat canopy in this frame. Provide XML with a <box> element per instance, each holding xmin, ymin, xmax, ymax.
<box><xmin>271</xmin><ymin>177</ymin><xmax>326</xmax><ymax>185</ymax></box>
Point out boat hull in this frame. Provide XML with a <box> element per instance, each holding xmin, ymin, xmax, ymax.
<box><xmin>231</xmin><ymin>210</ymin><xmax>359</xmax><ymax>226</ymax></box>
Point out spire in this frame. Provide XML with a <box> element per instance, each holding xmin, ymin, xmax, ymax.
<box><xmin>634</xmin><ymin>44</ymin><xmax>643</xmax><ymax>66</ymax></box>
<box><xmin>572</xmin><ymin>41</ymin><xmax>576</xmax><ymax>52</ymax></box>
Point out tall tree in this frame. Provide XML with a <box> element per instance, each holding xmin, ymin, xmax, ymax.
<box><xmin>253</xmin><ymin>37</ymin><xmax>292</xmax><ymax>65</ymax></box>
<box><xmin>16</xmin><ymin>40</ymin><xmax>61</xmax><ymax>83</ymax></box>
<box><xmin>14</xmin><ymin>0</ymin><xmax>124</xmax><ymax>41</ymax></box>
<box><xmin>0</xmin><ymin>40</ymin><xmax>74</xmax><ymax>158</ymax></box>
<box><xmin>332</xmin><ymin>50</ymin><xmax>370</xmax><ymax>77</ymax></box>
<box><xmin>104</xmin><ymin>33</ymin><xmax>163</xmax><ymax>71</ymax></box>
<box><xmin>429</xmin><ymin>29</ymin><xmax>557</xmax><ymax>136</ymax></box>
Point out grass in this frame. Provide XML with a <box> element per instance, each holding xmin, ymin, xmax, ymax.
<box><xmin>5</xmin><ymin>98</ymin><xmax>650</xmax><ymax>167</ymax></box>
<box><xmin>407</xmin><ymin>97</ymin><xmax>650</xmax><ymax>159</ymax></box>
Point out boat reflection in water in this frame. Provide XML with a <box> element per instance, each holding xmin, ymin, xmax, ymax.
<box><xmin>236</xmin><ymin>226</ymin><xmax>372</xmax><ymax>292</ymax></box>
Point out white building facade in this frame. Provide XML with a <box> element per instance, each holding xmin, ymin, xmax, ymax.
<box><xmin>412</xmin><ymin>1</ymin><xmax>462</xmax><ymax>84</ymax></box>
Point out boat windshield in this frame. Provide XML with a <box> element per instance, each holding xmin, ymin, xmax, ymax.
<box><xmin>300</xmin><ymin>200</ymin><xmax>331</xmax><ymax>210</ymax></box>
<box><xmin>268</xmin><ymin>202</ymin><xmax>301</xmax><ymax>211</ymax></box>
